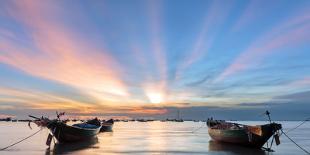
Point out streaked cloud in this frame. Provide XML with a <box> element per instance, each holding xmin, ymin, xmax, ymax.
<box><xmin>216</xmin><ymin>8</ymin><xmax>310</xmax><ymax>82</ymax></box>
<box><xmin>288</xmin><ymin>77</ymin><xmax>310</xmax><ymax>87</ymax></box>
<box><xmin>0</xmin><ymin>0</ymin><xmax>309</xmax><ymax>119</ymax></box>
<box><xmin>175</xmin><ymin>0</ymin><xmax>234</xmax><ymax>80</ymax></box>
<box><xmin>0</xmin><ymin>114</ymin><xmax>15</xmax><ymax>119</ymax></box>
<box><xmin>0</xmin><ymin>1</ymin><xmax>129</xmax><ymax>102</ymax></box>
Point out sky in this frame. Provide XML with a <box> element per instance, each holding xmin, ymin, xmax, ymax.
<box><xmin>0</xmin><ymin>0</ymin><xmax>309</xmax><ymax>120</ymax></box>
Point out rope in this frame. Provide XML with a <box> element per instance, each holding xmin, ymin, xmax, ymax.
<box><xmin>281</xmin><ymin>129</ymin><xmax>310</xmax><ymax>155</ymax></box>
<box><xmin>192</xmin><ymin>123</ymin><xmax>205</xmax><ymax>133</ymax></box>
<box><xmin>0</xmin><ymin>128</ymin><xmax>43</xmax><ymax>151</ymax></box>
<box><xmin>285</xmin><ymin>118</ymin><xmax>309</xmax><ymax>134</ymax></box>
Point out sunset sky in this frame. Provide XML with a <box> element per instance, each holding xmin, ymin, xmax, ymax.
<box><xmin>0</xmin><ymin>0</ymin><xmax>309</xmax><ymax>120</ymax></box>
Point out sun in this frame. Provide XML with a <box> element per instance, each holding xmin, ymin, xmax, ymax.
<box><xmin>147</xmin><ymin>92</ymin><xmax>163</xmax><ymax>104</ymax></box>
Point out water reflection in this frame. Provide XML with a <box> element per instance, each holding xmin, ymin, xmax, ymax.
<box><xmin>208</xmin><ymin>140</ymin><xmax>267</xmax><ymax>155</ymax></box>
<box><xmin>45</xmin><ymin>137</ymin><xmax>99</xmax><ymax>155</ymax></box>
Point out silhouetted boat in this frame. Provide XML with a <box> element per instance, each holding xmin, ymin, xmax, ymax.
<box><xmin>101</xmin><ymin>119</ymin><xmax>114</xmax><ymax>132</ymax></box>
<box><xmin>175</xmin><ymin>109</ymin><xmax>184</xmax><ymax>122</ymax></box>
<box><xmin>29</xmin><ymin>114</ymin><xmax>101</xmax><ymax>144</ymax></box>
<box><xmin>49</xmin><ymin>121</ymin><xmax>101</xmax><ymax>143</ymax></box>
<box><xmin>207</xmin><ymin>113</ymin><xmax>282</xmax><ymax>149</ymax></box>
<box><xmin>137</xmin><ymin>119</ymin><xmax>147</xmax><ymax>122</ymax></box>
<box><xmin>86</xmin><ymin>118</ymin><xmax>114</xmax><ymax>132</ymax></box>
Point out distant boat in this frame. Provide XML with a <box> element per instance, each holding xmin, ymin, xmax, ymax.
<box><xmin>29</xmin><ymin>114</ymin><xmax>101</xmax><ymax>144</ymax></box>
<box><xmin>175</xmin><ymin>109</ymin><xmax>184</xmax><ymax>122</ymax></box>
<box><xmin>137</xmin><ymin>119</ymin><xmax>147</xmax><ymax>122</ymax></box>
<box><xmin>101</xmin><ymin>119</ymin><xmax>114</xmax><ymax>132</ymax></box>
<box><xmin>207</xmin><ymin>112</ymin><xmax>282</xmax><ymax>149</ymax></box>
<box><xmin>86</xmin><ymin>118</ymin><xmax>114</xmax><ymax>132</ymax></box>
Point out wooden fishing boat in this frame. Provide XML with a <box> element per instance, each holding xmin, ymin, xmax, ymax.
<box><xmin>29</xmin><ymin>114</ymin><xmax>101</xmax><ymax>144</ymax></box>
<box><xmin>47</xmin><ymin>121</ymin><xmax>101</xmax><ymax>143</ymax></box>
<box><xmin>101</xmin><ymin>119</ymin><xmax>114</xmax><ymax>132</ymax></box>
<box><xmin>207</xmin><ymin>119</ymin><xmax>282</xmax><ymax>149</ymax></box>
<box><xmin>86</xmin><ymin>118</ymin><xmax>114</xmax><ymax>132</ymax></box>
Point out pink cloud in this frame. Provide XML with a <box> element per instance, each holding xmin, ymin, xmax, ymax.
<box><xmin>289</xmin><ymin>77</ymin><xmax>310</xmax><ymax>87</ymax></box>
<box><xmin>0</xmin><ymin>1</ymin><xmax>129</xmax><ymax>101</ymax></box>
<box><xmin>232</xmin><ymin>0</ymin><xmax>264</xmax><ymax>31</ymax></box>
<box><xmin>148</xmin><ymin>0</ymin><xmax>167</xmax><ymax>82</ymax></box>
<box><xmin>215</xmin><ymin>10</ymin><xmax>310</xmax><ymax>82</ymax></box>
<box><xmin>175</xmin><ymin>1</ymin><xmax>234</xmax><ymax>79</ymax></box>
<box><xmin>0</xmin><ymin>114</ymin><xmax>16</xmax><ymax>119</ymax></box>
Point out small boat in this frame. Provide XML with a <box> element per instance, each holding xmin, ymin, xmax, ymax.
<box><xmin>137</xmin><ymin>119</ymin><xmax>147</xmax><ymax>122</ymax></box>
<box><xmin>175</xmin><ymin>119</ymin><xmax>184</xmax><ymax>122</ymax></box>
<box><xmin>175</xmin><ymin>109</ymin><xmax>184</xmax><ymax>122</ymax></box>
<box><xmin>101</xmin><ymin>119</ymin><xmax>114</xmax><ymax>132</ymax></box>
<box><xmin>48</xmin><ymin>121</ymin><xmax>101</xmax><ymax>143</ymax></box>
<box><xmin>86</xmin><ymin>118</ymin><xmax>114</xmax><ymax>132</ymax></box>
<box><xmin>29</xmin><ymin>114</ymin><xmax>101</xmax><ymax>144</ymax></box>
<box><xmin>207</xmin><ymin>112</ymin><xmax>282</xmax><ymax>149</ymax></box>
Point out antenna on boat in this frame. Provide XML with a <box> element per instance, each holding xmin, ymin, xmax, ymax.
<box><xmin>56</xmin><ymin>111</ymin><xmax>65</xmax><ymax>120</ymax></box>
<box><xmin>265</xmin><ymin>110</ymin><xmax>272</xmax><ymax>123</ymax></box>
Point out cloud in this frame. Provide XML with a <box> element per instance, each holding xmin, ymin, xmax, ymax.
<box><xmin>215</xmin><ymin>9</ymin><xmax>310</xmax><ymax>82</ymax></box>
<box><xmin>0</xmin><ymin>1</ymin><xmax>129</xmax><ymax>103</ymax></box>
<box><xmin>0</xmin><ymin>87</ymin><xmax>95</xmax><ymax>111</ymax></box>
<box><xmin>275</xmin><ymin>90</ymin><xmax>310</xmax><ymax>102</ymax></box>
<box><xmin>0</xmin><ymin>114</ymin><xmax>15</xmax><ymax>119</ymax></box>
<box><xmin>175</xmin><ymin>1</ymin><xmax>234</xmax><ymax>80</ymax></box>
<box><xmin>185</xmin><ymin>75</ymin><xmax>212</xmax><ymax>87</ymax></box>
<box><xmin>149</xmin><ymin>0</ymin><xmax>166</xmax><ymax>81</ymax></box>
<box><xmin>0</xmin><ymin>86</ymin><xmax>170</xmax><ymax>118</ymax></box>
<box><xmin>288</xmin><ymin>77</ymin><xmax>310</xmax><ymax>87</ymax></box>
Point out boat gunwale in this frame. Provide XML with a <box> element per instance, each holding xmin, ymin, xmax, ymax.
<box><xmin>54</xmin><ymin>122</ymin><xmax>102</xmax><ymax>131</ymax></box>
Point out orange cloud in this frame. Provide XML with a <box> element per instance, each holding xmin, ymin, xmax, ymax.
<box><xmin>0</xmin><ymin>114</ymin><xmax>16</xmax><ymax>119</ymax></box>
<box><xmin>0</xmin><ymin>87</ymin><xmax>95</xmax><ymax>111</ymax></box>
<box><xmin>131</xmin><ymin>107</ymin><xmax>167</xmax><ymax>115</ymax></box>
<box><xmin>0</xmin><ymin>1</ymin><xmax>129</xmax><ymax>103</ymax></box>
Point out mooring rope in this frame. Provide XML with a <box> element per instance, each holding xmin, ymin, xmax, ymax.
<box><xmin>191</xmin><ymin>123</ymin><xmax>205</xmax><ymax>133</ymax></box>
<box><xmin>281</xmin><ymin>129</ymin><xmax>310</xmax><ymax>155</ymax></box>
<box><xmin>285</xmin><ymin>118</ymin><xmax>309</xmax><ymax>134</ymax></box>
<box><xmin>0</xmin><ymin>128</ymin><xmax>43</xmax><ymax>151</ymax></box>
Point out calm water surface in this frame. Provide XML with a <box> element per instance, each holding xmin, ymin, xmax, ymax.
<box><xmin>0</xmin><ymin>121</ymin><xmax>309</xmax><ymax>155</ymax></box>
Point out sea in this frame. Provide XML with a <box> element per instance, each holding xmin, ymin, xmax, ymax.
<box><xmin>0</xmin><ymin>121</ymin><xmax>309</xmax><ymax>155</ymax></box>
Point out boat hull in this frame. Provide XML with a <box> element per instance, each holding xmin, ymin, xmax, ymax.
<box><xmin>100</xmin><ymin>119</ymin><xmax>114</xmax><ymax>132</ymax></box>
<box><xmin>100</xmin><ymin>124</ymin><xmax>113</xmax><ymax>132</ymax></box>
<box><xmin>207</xmin><ymin>121</ymin><xmax>281</xmax><ymax>148</ymax></box>
<box><xmin>48</xmin><ymin>122</ymin><xmax>101</xmax><ymax>143</ymax></box>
